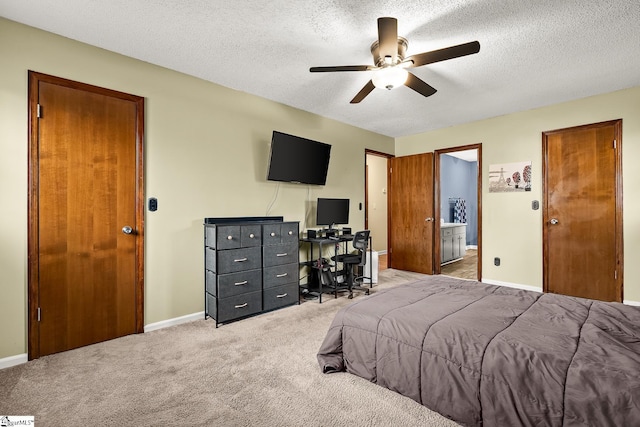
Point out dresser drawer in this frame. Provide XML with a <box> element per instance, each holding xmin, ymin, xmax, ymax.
<box><xmin>263</xmin><ymin>223</ymin><xmax>283</xmax><ymax>245</ymax></box>
<box><xmin>263</xmin><ymin>241</ymin><xmax>298</xmax><ymax>267</ymax></box>
<box><xmin>281</xmin><ymin>222</ymin><xmax>299</xmax><ymax>243</ymax></box>
<box><xmin>241</xmin><ymin>224</ymin><xmax>262</xmax><ymax>247</ymax></box>
<box><xmin>206</xmin><ymin>268</ymin><xmax>262</xmax><ymax>298</ymax></box>
<box><xmin>263</xmin><ymin>283</ymin><xmax>298</xmax><ymax>312</ymax></box>
<box><xmin>216</xmin><ymin>246</ymin><xmax>262</xmax><ymax>274</ymax></box>
<box><xmin>207</xmin><ymin>291</ymin><xmax>262</xmax><ymax>323</ymax></box>
<box><xmin>263</xmin><ymin>222</ymin><xmax>299</xmax><ymax>245</ymax></box>
<box><xmin>263</xmin><ymin>263</ymin><xmax>298</xmax><ymax>289</ymax></box>
<box><xmin>214</xmin><ymin>225</ymin><xmax>241</xmax><ymax>250</ymax></box>
<box><xmin>442</xmin><ymin>228</ymin><xmax>453</xmax><ymax>237</ymax></box>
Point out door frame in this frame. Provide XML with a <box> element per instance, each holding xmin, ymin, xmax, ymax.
<box><xmin>434</xmin><ymin>144</ymin><xmax>483</xmax><ymax>281</ymax></box>
<box><xmin>365</xmin><ymin>149</ymin><xmax>394</xmax><ymax>257</ymax></box>
<box><xmin>542</xmin><ymin>119</ymin><xmax>623</xmax><ymax>299</ymax></box>
<box><xmin>27</xmin><ymin>71</ymin><xmax>145</xmax><ymax>359</ymax></box>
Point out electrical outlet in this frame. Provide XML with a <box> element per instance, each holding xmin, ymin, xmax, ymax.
<box><xmin>494</xmin><ymin>257</ymin><xmax>500</xmax><ymax>266</ymax></box>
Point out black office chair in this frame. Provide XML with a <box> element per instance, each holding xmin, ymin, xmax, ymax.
<box><xmin>333</xmin><ymin>230</ymin><xmax>371</xmax><ymax>299</ymax></box>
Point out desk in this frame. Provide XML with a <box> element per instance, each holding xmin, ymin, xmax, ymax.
<box><xmin>300</xmin><ymin>234</ymin><xmax>373</xmax><ymax>303</ymax></box>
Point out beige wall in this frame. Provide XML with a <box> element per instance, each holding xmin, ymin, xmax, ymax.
<box><xmin>396</xmin><ymin>86</ymin><xmax>640</xmax><ymax>301</ymax></box>
<box><xmin>0</xmin><ymin>18</ymin><xmax>394</xmax><ymax>359</ymax></box>
<box><xmin>3</xmin><ymin>16</ymin><xmax>638</xmax><ymax>361</ymax></box>
<box><xmin>366</xmin><ymin>154</ymin><xmax>388</xmax><ymax>252</ymax></box>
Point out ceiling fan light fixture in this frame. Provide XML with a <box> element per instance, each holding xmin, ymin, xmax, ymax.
<box><xmin>372</xmin><ymin>66</ymin><xmax>408</xmax><ymax>90</ymax></box>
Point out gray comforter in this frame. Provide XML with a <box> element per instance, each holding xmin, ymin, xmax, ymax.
<box><xmin>317</xmin><ymin>276</ymin><xmax>640</xmax><ymax>426</ymax></box>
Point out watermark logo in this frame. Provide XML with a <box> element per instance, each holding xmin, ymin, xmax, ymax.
<box><xmin>0</xmin><ymin>416</ymin><xmax>34</xmax><ymax>426</ymax></box>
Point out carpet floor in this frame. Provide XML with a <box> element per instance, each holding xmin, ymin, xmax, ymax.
<box><xmin>0</xmin><ymin>269</ymin><xmax>459</xmax><ymax>427</ymax></box>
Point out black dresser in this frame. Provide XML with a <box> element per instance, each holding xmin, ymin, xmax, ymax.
<box><xmin>204</xmin><ymin>217</ymin><xmax>300</xmax><ymax>326</ymax></box>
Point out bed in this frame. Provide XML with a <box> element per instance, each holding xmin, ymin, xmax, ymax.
<box><xmin>317</xmin><ymin>276</ymin><xmax>640</xmax><ymax>426</ymax></box>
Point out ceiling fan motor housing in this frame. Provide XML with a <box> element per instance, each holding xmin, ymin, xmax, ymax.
<box><xmin>370</xmin><ymin>37</ymin><xmax>408</xmax><ymax>66</ymax></box>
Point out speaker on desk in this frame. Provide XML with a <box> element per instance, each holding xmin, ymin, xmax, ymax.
<box><xmin>325</xmin><ymin>230</ymin><xmax>336</xmax><ymax>238</ymax></box>
<box><xmin>342</xmin><ymin>227</ymin><xmax>352</xmax><ymax>236</ymax></box>
<box><xmin>307</xmin><ymin>229</ymin><xmax>317</xmax><ymax>238</ymax></box>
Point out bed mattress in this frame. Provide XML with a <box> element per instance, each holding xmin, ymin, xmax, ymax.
<box><xmin>317</xmin><ymin>276</ymin><xmax>640</xmax><ymax>426</ymax></box>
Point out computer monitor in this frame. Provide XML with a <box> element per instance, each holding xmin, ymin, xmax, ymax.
<box><xmin>316</xmin><ymin>198</ymin><xmax>349</xmax><ymax>229</ymax></box>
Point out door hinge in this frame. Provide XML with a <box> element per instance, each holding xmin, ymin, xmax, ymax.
<box><xmin>613</xmin><ymin>139</ymin><xmax>616</xmax><ymax>149</ymax></box>
<box><xmin>37</xmin><ymin>307</ymin><xmax>41</xmax><ymax>321</ymax></box>
<box><xmin>37</xmin><ymin>104</ymin><xmax>42</xmax><ymax>118</ymax></box>
<box><xmin>615</xmin><ymin>270</ymin><xmax>617</xmax><ymax>280</ymax></box>
<box><xmin>389</xmin><ymin>167</ymin><xmax>392</xmax><ymax>173</ymax></box>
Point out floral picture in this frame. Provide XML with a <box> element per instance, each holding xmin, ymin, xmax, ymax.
<box><xmin>489</xmin><ymin>161</ymin><xmax>532</xmax><ymax>193</ymax></box>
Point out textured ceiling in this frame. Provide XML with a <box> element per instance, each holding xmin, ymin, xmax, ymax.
<box><xmin>2</xmin><ymin>1</ymin><xmax>640</xmax><ymax>137</ymax></box>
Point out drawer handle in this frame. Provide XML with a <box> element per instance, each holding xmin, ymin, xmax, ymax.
<box><xmin>276</xmin><ymin>273</ymin><xmax>288</xmax><ymax>278</ymax></box>
<box><xmin>270</xmin><ymin>232</ymin><xmax>276</xmax><ymax>237</ymax></box>
<box><xmin>276</xmin><ymin>253</ymin><xmax>288</xmax><ymax>257</ymax></box>
<box><xmin>276</xmin><ymin>293</ymin><xmax>288</xmax><ymax>298</ymax></box>
<box><xmin>234</xmin><ymin>281</ymin><xmax>248</xmax><ymax>286</ymax></box>
<box><xmin>227</xmin><ymin>235</ymin><xmax>233</xmax><ymax>240</ymax></box>
<box><xmin>234</xmin><ymin>258</ymin><xmax>248</xmax><ymax>262</ymax></box>
<box><xmin>249</xmin><ymin>233</ymin><xmax>255</xmax><ymax>238</ymax></box>
<box><xmin>288</xmin><ymin>231</ymin><xmax>293</xmax><ymax>235</ymax></box>
<box><xmin>235</xmin><ymin>303</ymin><xmax>248</xmax><ymax>309</ymax></box>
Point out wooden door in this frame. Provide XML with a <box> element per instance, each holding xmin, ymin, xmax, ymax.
<box><xmin>28</xmin><ymin>72</ymin><xmax>145</xmax><ymax>358</ymax></box>
<box><xmin>543</xmin><ymin>120</ymin><xmax>622</xmax><ymax>302</ymax></box>
<box><xmin>389</xmin><ymin>153</ymin><xmax>434</xmax><ymax>274</ymax></box>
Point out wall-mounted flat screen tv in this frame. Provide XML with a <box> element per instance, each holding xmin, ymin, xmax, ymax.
<box><xmin>266</xmin><ymin>131</ymin><xmax>331</xmax><ymax>185</ymax></box>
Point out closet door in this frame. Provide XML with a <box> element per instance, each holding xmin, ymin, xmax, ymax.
<box><xmin>543</xmin><ymin>120</ymin><xmax>622</xmax><ymax>302</ymax></box>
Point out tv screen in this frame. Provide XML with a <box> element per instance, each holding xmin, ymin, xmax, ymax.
<box><xmin>316</xmin><ymin>198</ymin><xmax>349</xmax><ymax>228</ymax></box>
<box><xmin>266</xmin><ymin>131</ymin><xmax>331</xmax><ymax>185</ymax></box>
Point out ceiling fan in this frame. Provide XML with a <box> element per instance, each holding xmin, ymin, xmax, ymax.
<box><xmin>310</xmin><ymin>17</ymin><xmax>480</xmax><ymax>103</ymax></box>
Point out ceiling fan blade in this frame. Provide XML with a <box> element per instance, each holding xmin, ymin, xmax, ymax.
<box><xmin>310</xmin><ymin>65</ymin><xmax>374</xmax><ymax>72</ymax></box>
<box><xmin>405</xmin><ymin>41</ymin><xmax>480</xmax><ymax>68</ymax></box>
<box><xmin>404</xmin><ymin>72</ymin><xmax>437</xmax><ymax>98</ymax></box>
<box><xmin>350</xmin><ymin>80</ymin><xmax>376</xmax><ymax>104</ymax></box>
<box><xmin>378</xmin><ymin>17</ymin><xmax>398</xmax><ymax>62</ymax></box>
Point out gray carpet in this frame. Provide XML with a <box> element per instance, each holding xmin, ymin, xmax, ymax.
<box><xmin>0</xmin><ymin>269</ymin><xmax>459</xmax><ymax>426</ymax></box>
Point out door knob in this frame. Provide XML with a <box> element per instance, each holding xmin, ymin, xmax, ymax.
<box><xmin>122</xmin><ymin>226</ymin><xmax>133</xmax><ymax>234</ymax></box>
<box><xmin>550</xmin><ymin>218</ymin><xmax>559</xmax><ymax>225</ymax></box>
<box><xmin>425</xmin><ymin>218</ymin><xmax>434</xmax><ymax>222</ymax></box>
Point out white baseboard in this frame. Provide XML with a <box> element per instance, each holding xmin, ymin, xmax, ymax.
<box><xmin>0</xmin><ymin>312</ymin><xmax>205</xmax><ymax>370</ymax></box>
<box><xmin>624</xmin><ymin>299</ymin><xmax>640</xmax><ymax>306</ymax></box>
<box><xmin>377</xmin><ymin>250</ymin><xmax>387</xmax><ymax>255</ymax></box>
<box><xmin>481</xmin><ymin>278</ymin><xmax>542</xmax><ymax>293</ymax></box>
<box><xmin>144</xmin><ymin>311</ymin><xmax>205</xmax><ymax>333</ymax></box>
<box><xmin>0</xmin><ymin>353</ymin><xmax>28</xmax><ymax>370</ymax></box>
<box><xmin>466</xmin><ymin>245</ymin><xmax>478</xmax><ymax>250</ymax></box>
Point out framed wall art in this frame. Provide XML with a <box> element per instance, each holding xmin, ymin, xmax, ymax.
<box><xmin>489</xmin><ymin>161</ymin><xmax>531</xmax><ymax>193</ymax></box>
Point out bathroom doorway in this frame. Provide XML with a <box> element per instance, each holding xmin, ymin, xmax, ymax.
<box><xmin>434</xmin><ymin>144</ymin><xmax>482</xmax><ymax>281</ymax></box>
<box><xmin>365</xmin><ymin>149</ymin><xmax>393</xmax><ymax>270</ymax></box>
